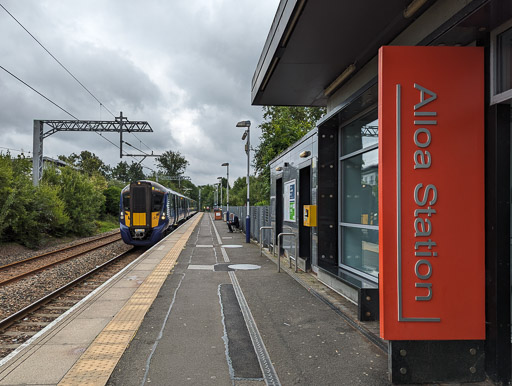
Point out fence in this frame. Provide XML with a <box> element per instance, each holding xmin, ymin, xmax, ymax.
<box><xmin>217</xmin><ymin>206</ymin><xmax>272</xmax><ymax>247</ymax></box>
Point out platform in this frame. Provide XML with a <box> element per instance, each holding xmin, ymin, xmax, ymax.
<box><xmin>0</xmin><ymin>212</ymin><xmax>392</xmax><ymax>385</ymax></box>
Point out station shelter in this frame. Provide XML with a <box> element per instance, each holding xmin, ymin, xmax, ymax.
<box><xmin>252</xmin><ymin>0</ymin><xmax>512</xmax><ymax>383</ymax></box>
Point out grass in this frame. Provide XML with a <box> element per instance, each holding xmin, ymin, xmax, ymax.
<box><xmin>95</xmin><ymin>215</ymin><xmax>119</xmax><ymax>234</ymax></box>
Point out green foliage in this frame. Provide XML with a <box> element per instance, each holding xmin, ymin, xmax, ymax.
<box><xmin>254</xmin><ymin>106</ymin><xmax>325</xmax><ymax>175</ymax></box>
<box><xmin>0</xmin><ymin>155</ymin><xmax>38</xmax><ymax>246</ymax></box>
<box><xmin>59</xmin><ymin>150</ymin><xmax>111</xmax><ymax>177</ymax></box>
<box><xmin>228</xmin><ymin>175</ymin><xmax>268</xmax><ymax>206</ymax></box>
<box><xmin>0</xmin><ymin>155</ymin><xmax>69</xmax><ymax>247</ymax></box>
<box><xmin>198</xmin><ymin>184</ymin><xmax>215</xmax><ymax>210</ymax></box>
<box><xmin>103</xmin><ymin>185</ymin><xmax>122</xmax><ymax>216</ymax></box>
<box><xmin>95</xmin><ymin>215</ymin><xmax>119</xmax><ymax>233</ymax></box>
<box><xmin>34</xmin><ymin>183</ymin><xmax>70</xmax><ymax>237</ymax></box>
<box><xmin>111</xmin><ymin>161</ymin><xmax>145</xmax><ymax>183</ymax></box>
<box><xmin>157</xmin><ymin>150</ymin><xmax>189</xmax><ymax>177</ymax></box>
<box><xmin>253</xmin><ymin>106</ymin><xmax>325</xmax><ymax>203</ymax></box>
<box><xmin>43</xmin><ymin>166</ymin><xmax>106</xmax><ymax>236</ymax></box>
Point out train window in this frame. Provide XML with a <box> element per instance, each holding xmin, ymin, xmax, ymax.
<box><xmin>152</xmin><ymin>192</ymin><xmax>164</xmax><ymax>212</ymax></box>
<box><xmin>132</xmin><ymin>186</ymin><xmax>147</xmax><ymax>212</ymax></box>
<box><xmin>122</xmin><ymin>192</ymin><xmax>130</xmax><ymax>211</ymax></box>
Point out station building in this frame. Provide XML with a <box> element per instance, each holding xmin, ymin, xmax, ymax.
<box><xmin>252</xmin><ymin>0</ymin><xmax>512</xmax><ymax>383</ymax></box>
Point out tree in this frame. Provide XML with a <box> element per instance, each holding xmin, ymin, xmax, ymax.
<box><xmin>103</xmin><ymin>185</ymin><xmax>122</xmax><ymax>216</ymax></box>
<box><xmin>59</xmin><ymin>150</ymin><xmax>110</xmax><ymax>177</ymax></box>
<box><xmin>43</xmin><ymin>166</ymin><xmax>106</xmax><ymax>235</ymax></box>
<box><xmin>0</xmin><ymin>155</ymin><xmax>69</xmax><ymax>247</ymax></box>
<box><xmin>157</xmin><ymin>150</ymin><xmax>189</xmax><ymax>177</ymax></box>
<box><xmin>254</xmin><ymin>106</ymin><xmax>325</xmax><ymax>174</ymax></box>
<box><xmin>229</xmin><ymin>175</ymin><xmax>268</xmax><ymax>206</ymax></box>
<box><xmin>253</xmin><ymin>106</ymin><xmax>325</xmax><ymax>200</ymax></box>
<box><xmin>111</xmin><ymin>161</ymin><xmax>146</xmax><ymax>183</ymax></box>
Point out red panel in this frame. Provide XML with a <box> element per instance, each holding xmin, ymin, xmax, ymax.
<box><xmin>378</xmin><ymin>46</ymin><xmax>485</xmax><ymax>340</ymax></box>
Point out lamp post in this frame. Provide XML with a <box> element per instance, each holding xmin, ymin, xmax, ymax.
<box><xmin>221</xmin><ymin>162</ymin><xmax>229</xmax><ymax>222</ymax></box>
<box><xmin>217</xmin><ymin>177</ymin><xmax>223</xmax><ymax>211</ymax></box>
<box><xmin>236</xmin><ymin>120</ymin><xmax>251</xmax><ymax>243</ymax></box>
<box><xmin>214</xmin><ymin>183</ymin><xmax>218</xmax><ymax>209</ymax></box>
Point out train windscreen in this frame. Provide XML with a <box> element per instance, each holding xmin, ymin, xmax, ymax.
<box><xmin>122</xmin><ymin>192</ymin><xmax>130</xmax><ymax>211</ymax></box>
<box><xmin>132</xmin><ymin>186</ymin><xmax>147</xmax><ymax>212</ymax></box>
<box><xmin>152</xmin><ymin>192</ymin><xmax>164</xmax><ymax>212</ymax></box>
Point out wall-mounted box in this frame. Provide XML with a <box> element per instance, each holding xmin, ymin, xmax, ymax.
<box><xmin>303</xmin><ymin>205</ymin><xmax>317</xmax><ymax>227</ymax></box>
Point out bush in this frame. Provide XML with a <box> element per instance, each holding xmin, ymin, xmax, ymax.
<box><xmin>43</xmin><ymin>166</ymin><xmax>106</xmax><ymax>236</ymax></box>
<box><xmin>34</xmin><ymin>183</ymin><xmax>69</xmax><ymax>236</ymax></box>
<box><xmin>0</xmin><ymin>155</ymin><xmax>69</xmax><ymax>247</ymax></box>
<box><xmin>103</xmin><ymin>186</ymin><xmax>122</xmax><ymax>217</ymax></box>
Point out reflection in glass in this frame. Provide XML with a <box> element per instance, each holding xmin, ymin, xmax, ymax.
<box><xmin>341</xmin><ymin>227</ymin><xmax>379</xmax><ymax>277</ymax></box>
<box><xmin>341</xmin><ymin>149</ymin><xmax>378</xmax><ymax>225</ymax></box>
<box><xmin>497</xmin><ymin>27</ymin><xmax>512</xmax><ymax>94</ymax></box>
<box><xmin>341</xmin><ymin>116</ymin><xmax>378</xmax><ymax>156</ymax></box>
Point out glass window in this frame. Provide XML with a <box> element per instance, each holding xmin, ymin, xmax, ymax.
<box><xmin>339</xmin><ymin>110</ymin><xmax>379</xmax><ymax>280</ymax></box>
<box><xmin>341</xmin><ymin>149</ymin><xmax>378</xmax><ymax>225</ymax></box>
<box><xmin>122</xmin><ymin>192</ymin><xmax>130</xmax><ymax>212</ymax></box>
<box><xmin>152</xmin><ymin>192</ymin><xmax>164</xmax><ymax>212</ymax></box>
<box><xmin>341</xmin><ymin>117</ymin><xmax>378</xmax><ymax>156</ymax></box>
<box><xmin>341</xmin><ymin>227</ymin><xmax>379</xmax><ymax>277</ymax></box>
<box><xmin>497</xmin><ymin>27</ymin><xmax>512</xmax><ymax>94</ymax></box>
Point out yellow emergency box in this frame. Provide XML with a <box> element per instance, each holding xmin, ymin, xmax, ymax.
<box><xmin>303</xmin><ymin>205</ymin><xmax>317</xmax><ymax>227</ymax></box>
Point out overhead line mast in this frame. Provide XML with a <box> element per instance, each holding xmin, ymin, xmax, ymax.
<box><xmin>32</xmin><ymin>112</ymin><xmax>159</xmax><ymax>185</ymax></box>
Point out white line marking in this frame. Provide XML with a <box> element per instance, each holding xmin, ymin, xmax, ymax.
<box><xmin>188</xmin><ymin>265</ymin><xmax>214</xmax><ymax>270</ymax></box>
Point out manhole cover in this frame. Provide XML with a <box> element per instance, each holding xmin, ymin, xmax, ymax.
<box><xmin>227</xmin><ymin>264</ymin><xmax>261</xmax><ymax>270</ymax></box>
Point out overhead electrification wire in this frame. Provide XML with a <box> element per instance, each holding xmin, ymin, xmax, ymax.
<box><xmin>123</xmin><ymin>141</ymin><xmax>152</xmax><ymax>156</ymax></box>
<box><xmin>0</xmin><ymin>3</ymin><xmax>116</xmax><ymax>118</ymax></box>
<box><xmin>0</xmin><ymin>65</ymin><xmax>79</xmax><ymax>120</ymax></box>
<box><xmin>0</xmin><ymin>3</ymin><xmax>157</xmax><ymax>170</ymax></box>
<box><xmin>97</xmin><ymin>133</ymin><xmax>153</xmax><ymax>167</ymax></box>
<box><xmin>0</xmin><ymin>146</ymin><xmax>31</xmax><ymax>154</ymax></box>
<box><xmin>128</xmin><ymin>132</ymin><xmax>153</xmax><ymax>152</ymax></box>
<box><xmin>0</xmin><ymin>65</ymin><xmax>152</xmax><ymax>168</ymax></box>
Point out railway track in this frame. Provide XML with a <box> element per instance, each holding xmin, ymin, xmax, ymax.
<box><xmin>0</xmin><ymin>246</ymin><xmax>143</xmax><ymax>360</ymax></box>
<box><xmin>0</xmin><ymin>232</ymin><xmax>122</xmax><ymax>287</ymax></box>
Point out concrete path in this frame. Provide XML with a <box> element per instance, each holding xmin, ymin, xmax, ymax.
<box><xmin>108</xmin><ymin>214</ymin><xmax>388</xmax><ymax>386</ymax></box>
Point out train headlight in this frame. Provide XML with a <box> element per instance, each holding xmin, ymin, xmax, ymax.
<box><xmin>120</xmin><ymin>211</ymin><xmax>124</xmax><ymax>219</ymax></box>
<box><xmin>161</xmin><ymin>213</ymin><xmax>166</xmax><ymax>220</ymax></box>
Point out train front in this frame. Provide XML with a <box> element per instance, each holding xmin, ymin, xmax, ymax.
<box><xmin>119</xmin><ymin>181</ymin><xmax>169</xmax><ymax>246</ymax></box>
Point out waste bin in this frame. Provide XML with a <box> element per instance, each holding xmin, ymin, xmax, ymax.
<box><xmin>214</xmin><ymin>210</ymin><xmax>222</xmax><ymax>220</ymax></box>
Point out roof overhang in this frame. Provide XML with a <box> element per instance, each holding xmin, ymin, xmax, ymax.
<box><xmin>251</xmin><ymin>0</ymin><xmax>439</xmax><ymax>107</ymax></box>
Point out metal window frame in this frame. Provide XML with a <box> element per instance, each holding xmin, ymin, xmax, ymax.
<box><xmin>490</xmin><ymin>19</ymin><xmax>512</xmax><ymax>105</ymax></box>
<box><xmin>338</xmin><ymin>108</ymin><xmax>379</xmax><ymax>283</ymax></box>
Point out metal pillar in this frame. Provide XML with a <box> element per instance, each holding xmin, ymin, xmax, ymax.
<box><xmin>32</xmin><ymin>120</ymin><xmax>44</xmax><ymax>186</ymax></box>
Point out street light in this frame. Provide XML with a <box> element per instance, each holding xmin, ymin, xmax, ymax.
<box><xmin>221</xmin><ymin>162</ymin><xmax>229</xmax><ymax>222</ymax></box>
<box><xmin>236</xmin><ymin>120</ymin><xmax>251</xmax><ymax>243</ymax></box>
<box><xmin>214</xmin><ymin>183</ymin><xmax>218</xmax><ymax>208</ymax></box>
<box><xmin>217</xmin><ymin>177</ymin><xmax>223</xmax><ymax>211</ymax></box>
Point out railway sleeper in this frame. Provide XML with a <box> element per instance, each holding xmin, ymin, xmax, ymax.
<box><xmin>13</xmin><ymin>321</ymin><xmax>49</xmax><ymax>327</ymax></box>
<box><xmin>42</xmin><ymin>306</ymin><xmax>71</xmax><ymax>311</ymax></box>
<box><xmin>0</xmin><ymin>344</ymin><xmax>22</xmax><ymax>349</ymax></box>
<box><xmin>0</xmin><ymin>331</ymin><xmax>37</xmax><ymax>337</ymax></box>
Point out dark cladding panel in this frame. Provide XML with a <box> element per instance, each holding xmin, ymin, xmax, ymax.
<box><xmin>318</xmin><ymin>121</ymin><xmax>338</xmax><ymax>270</ymax></box>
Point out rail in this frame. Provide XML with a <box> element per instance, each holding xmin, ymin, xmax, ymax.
<box><xmin>0</xmin><ymin>248</ymin><xmax>135</xmax><ymax>332</ymax></box>
<box><xmin>259</xmin><ymin>226</ymin><xmax>274</xmax><ymax>256</ymax></box>
<box><xmin>277</xmin><ymin>232</ymin><xmax>297</xmax><ymax>273</ymax></box>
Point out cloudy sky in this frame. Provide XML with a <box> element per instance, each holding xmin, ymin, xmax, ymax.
<box><xmin>0</xmin><ymin>0</ymin><xmax>279</xmax><ymax>185</ymax></box>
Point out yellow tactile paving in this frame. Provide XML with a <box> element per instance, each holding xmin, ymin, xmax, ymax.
<box><xmin>58</xmin><ymin>213</ymin><xmax>203</xmax><ymax>386</ymax></box>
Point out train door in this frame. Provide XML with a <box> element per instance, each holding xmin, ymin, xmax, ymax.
<box><xmin>299</xmin><ymin>166</ymin><xmax>312</xmax><ymax>267</ymax></box>
<box><xmin>171</xmin><ymin>194</ymin><xmax>177</xmax><ymax>225</ymax></box>
<box><xmin>276</xmin><ymin>178</ymin><xmax>284</xmax><ymax>255</ymax></box>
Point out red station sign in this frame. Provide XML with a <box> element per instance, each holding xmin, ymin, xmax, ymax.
<box><xmin>378</xmin><ymin>46</ymin><xmax>485</xmax><ymax>340</ymax></box>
